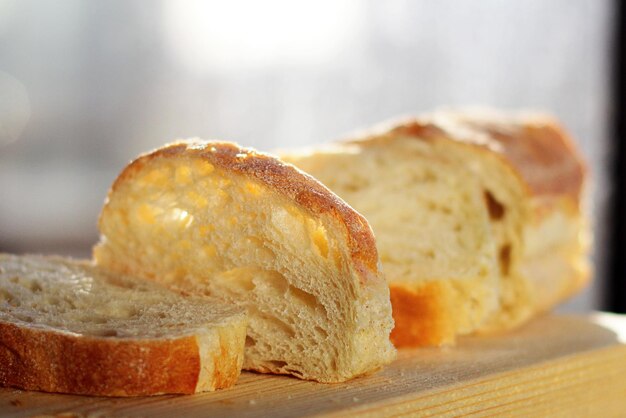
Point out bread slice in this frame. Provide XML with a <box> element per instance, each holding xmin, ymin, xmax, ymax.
<box><xmin>283</xmin><ymin>108</ymin><xmax>589</xmax><ymax>341</ymax></box>
<box><xmin>0</xmin><ymin>253</ymin><xmax>248</xmax><ymax>396</ymax></box>
<box><xmin>281</xmin><ymin>137</ymin><xmax>499</xmax><ymax>347</ymax></box>
<box><xmin>93</xmin><ymin>141</ymin><xmax>396</xmax><ymax>383</ymax></box>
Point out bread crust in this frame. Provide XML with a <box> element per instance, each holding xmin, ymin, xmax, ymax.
<box><xmin>108</xmin><ymin>141</ymin><xmax>381</xmax><ymax>280</ymax></box>
<box><xmin>386</xmin><ymin>110</ymin><xmax>587</xmax><ymax>205</ymax></box>
<box><xmin>389</xmin><ymin>283</ymin><xmax>455</xmax><ymax>347</ymax></box>
<box><xmin>0</xmin><ymin>321</ymin><xmax>236</xmax><ymax>396</ymax></box>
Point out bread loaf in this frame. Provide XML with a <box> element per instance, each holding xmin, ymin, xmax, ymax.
<box><xmin>94</xmin><ymin>141</ymin><xmax>396</xmax><ymax>383</ymax></box>
<box><xmin>408</xmin><ymin>109</ymin><xmax>589</xmax><ymax>331</ymax></box>
<box><xmin>282</xmin><ymin>108</ymin><xmax>589</xmax><ymax>344</ymax></box>
<box><xmin>0</xmin><ymin>254</ymin><xmax>248</xmax><ymax>396</ymax></box>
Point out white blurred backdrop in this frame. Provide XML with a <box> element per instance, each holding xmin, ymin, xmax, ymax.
<box><xmin>0</xmin><ymin>0</ymin><xmax>615</xmax><ymax>311</ymax></box>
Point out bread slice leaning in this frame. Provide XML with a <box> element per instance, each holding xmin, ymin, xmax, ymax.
<box><xmin>281</xmin><ymin>136</ymin><xmax>499</xmax><ymax>347</ymax></box>
<box><xmin>93</xmin><ymin>140</ymin><xmax>396</xmax><ymax>383</ymax></box>
<box><xmin>283</xmin><ymin>108</ymin><xmax>589</xmax><ymax>341</ymax></box>
<box><xmin>0</xmin><ymin>254</ymin><xmax>248</xmax><ymax>396</ymax></box>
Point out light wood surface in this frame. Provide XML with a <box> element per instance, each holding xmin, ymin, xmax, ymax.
<box><xmin>2</xmin><ymin>312</ymin><xmax>626</xmax><ymax>417</ymax></box>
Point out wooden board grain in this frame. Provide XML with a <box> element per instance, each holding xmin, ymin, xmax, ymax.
<box><xmin>2</xmin><ymin>313</ymin><xmax>626</xmax><ymax>418</ymax></box>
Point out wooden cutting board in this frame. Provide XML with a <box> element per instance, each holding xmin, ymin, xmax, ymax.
<box><xmin>2</xmin><ymin>312</ymin><xmax>626</xmax><ymax>417</ymax></box>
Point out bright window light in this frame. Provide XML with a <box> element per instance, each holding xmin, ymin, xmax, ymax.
<box><xmin>163</xmin><ymin>0</ymin><xmax>363</xmax><ymax>72</ymax></box>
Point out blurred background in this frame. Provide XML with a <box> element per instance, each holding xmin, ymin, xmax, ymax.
<box><xmin>0</xmin><ymin>0</ymin><xmax>622</xmax><ymax>312</ymax></box>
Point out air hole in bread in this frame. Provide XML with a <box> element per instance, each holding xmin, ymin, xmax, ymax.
<box><xmin>499</xmin><ymin>244</ymin><xmax>511</xmax><ymax>276</ymax></box>
<box><xmin>269</xmin><ymin>360</ymin><xmax>288</xmax><ymax>369</ymax></box>
<box><xmin>46</xmin><ymin>296</ymin><xmax>60</xmax><ymax>305</ymax></box>
<box><xmin>94</xmin><ymin>329</ymin><xmax>119</xmax><ymax>337</ymax></box>
<box><xmin>91</xmin><ymin>316</ymin><xmax>108</xmax><ymax>324</ymax></box>
<box><xmin>0</xmin><ymin>289</ymin><xmax>14</xmax><ymax>302</ymax></box>
<box><xmin>216</xmin><ymin>267</ymin><xmax>256</xmax><ymax>292</ymax></box>
<box><xmin>63</xmin><ymin>296</ymin><xmax>77</xmax><ymax>310</ymax></box>
<box><xmin>16</xmin><ymin>314</ymin><xmax>33</xmax><ymax>323</ymax></box>
<box><xmin>288</xmin><ymin>286</ymin><xmax>319</xmax><ymax>311</ymax></box>
<box><xmin>314</xmin><ymin>325</ymin><xmax>329</xmax><ymax>339</ymax></box>
<box><xmin>251</xmin><ymin>271</ymin><xmax>321</xmax><ymax>311</ymax></box>
<box><xmin>108</xmin><ymin>278</ymin><xmax>138</xmax><ymax>290</ymax></box>
<box><xmin>245</xmin><ymin>336</ymin><xmax>256</xmax><ymax>347</ymax></box>
<box><xmin>29</xmin><ymin>281</ymin><xmax>42</xmax><ymax>293</ymax></box>
<box><xmin>285</xmin><ymin>368</ymin><xmax>304</xmax><ymax>378</ymax></box>
<box><xmin>311</xmin><ymin>226</ymin><xmax>329</xmax><ymax>258</ymax></box>
<box><xmin>484</xmin><ymin>190</ymin><xmax>506</xmax><ymax>221</ymax></box>
<box><xmin>261</xmin><ymin>314</ymin><xmax>296</xmax><ymax>338</ymax></box>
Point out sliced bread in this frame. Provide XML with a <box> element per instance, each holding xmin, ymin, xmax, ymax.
<box><xmin>283</xmin><ymin>108</ymin><xmax>589</xmax><ymax>342</ymax></box>
<box><xmin>93</xmin><ymin>141</ymin><xmax>396</xmax><ymax>383</ymax></box>
<box><xmin>0</xmin><ymin>253</ymin><xmax>248</xmax><ymax>396</ymax></box>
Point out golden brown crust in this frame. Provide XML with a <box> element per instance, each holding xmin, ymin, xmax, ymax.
<box><xmin>386</xmin><ymin>111</ymin><xmax>586</xmax><ymax>203</ymax></box>
<box><xmin>212</xmin><ymin>331</ymin><xmax>244</xmax><ymax>390</ymax></box>
<box><xmin>389</xmin><ymin>283</ymin><xmax>455</xmax><ymax>347</ymax></box>
<box><xmin>0</xmin><ymin>322</ymin><xmax>209</xmax><ymax>396</ymax></box>
<box><xmin>109</xmin><ymin>141</ymin><xmax>380</xmax><ymax>277</ymax></box>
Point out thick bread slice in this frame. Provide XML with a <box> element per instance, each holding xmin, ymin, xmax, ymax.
<box><xmin>281</xmin><ymin>139</ymin><xmax>499</xmax><ymax>347</ymax></box>
<box><xmin>93</xmin><ymin>141</ymin><xmax>396</xmax><ymax>383</ymax></box>
<box><xmin>284</xmin><ymin>108</ymin><xmax>589</xmax><ymax>340</ymax></box>
<box><xmin>0</xmin><ymin>254</ymin><xmax>247</xmax><ymax>396</ymax></box>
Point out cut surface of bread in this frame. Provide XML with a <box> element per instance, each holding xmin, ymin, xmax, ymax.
<box><xmin>285</xmin><ymin>108</ymin><xmax>589</xmax><ymax>341</ymax></box>
<box><xmin>282</xmin><ymin>139</ymin><xmax>498</xmax><ymax>347</ymax></box>
<box><xmin>0</xmin><ymin>253</ymin><xmax>247</xmax><ymax>396</ymax></box>
<box><xmin>94</xmin><ymin>141</ymin><xmax>396</xmax><ymax>383</ymax></box>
